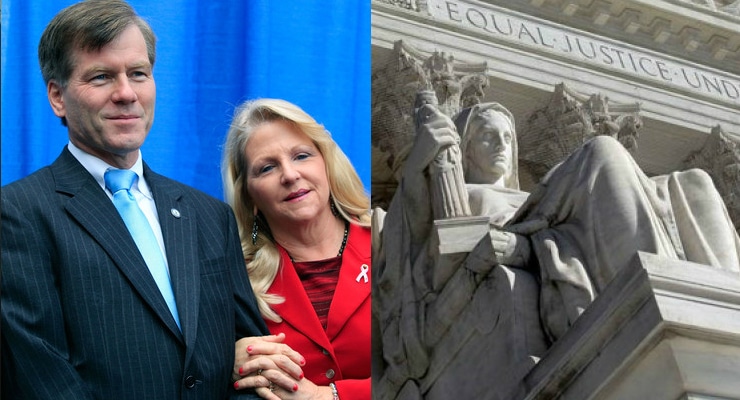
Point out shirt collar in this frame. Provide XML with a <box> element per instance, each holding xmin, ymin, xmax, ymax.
<box><xmin>67</xmin><ymin>141</ymin><xmax>152</xmax><ymax>199</ymax></box>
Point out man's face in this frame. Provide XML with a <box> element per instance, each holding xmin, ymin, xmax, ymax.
<box><xmin>48</xmin><ymin>24</ymin><xmax>155</xmax><ymax>169</ymax></box>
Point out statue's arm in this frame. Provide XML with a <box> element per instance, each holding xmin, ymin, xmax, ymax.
<box><xmin>398</xmin><ymin>103</ymin><xmax>463</xmax><ymax>240</ymax></box>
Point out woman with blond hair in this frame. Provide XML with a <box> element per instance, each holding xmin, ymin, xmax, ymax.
<box><xmin>223</xmin><ymin>98</ymin><xmax>371</xmax><ymax>400</ymax></box>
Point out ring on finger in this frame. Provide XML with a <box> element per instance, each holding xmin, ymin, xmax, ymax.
<box><xmin>269</xmin><ymin>381</ymin><xmax>276</xmax><ymax>392</ymax></box>
<box><xmin>257</xmin><ymin>369</ymin><xmax>263</xmax><ymax>376</ymax></box>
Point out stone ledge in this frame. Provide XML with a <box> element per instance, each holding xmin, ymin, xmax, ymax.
<box><xmin>511</xmin><ymin>252</ymin><xmax>740</xmax><ymax>400</ymax></box>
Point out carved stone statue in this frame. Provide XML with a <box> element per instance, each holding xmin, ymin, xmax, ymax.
<box><xmin>518</xmin><ymin>83</ymin><xmax>642</xmax><ymax>185</ymax></box>
<box><xmin>373</xmin><ymin>93</ymin><xmax>546</xmax><ymax>399</ymax></box>
<box><xmin>684</xmin><ymin>125</ymin><xmax>740</xmax><ymax>235</ymax></box>
<box><xmin>371</xmin><ymin>40</ymin><xmax>488</xmax><ymax>209</ymax></box>
<box><xmin>373</xmin><ymin>90</ymin><xmax>740</xmax><ymax>399</ymax></box>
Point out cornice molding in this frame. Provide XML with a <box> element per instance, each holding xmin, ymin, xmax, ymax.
<box><xmin>374</xmin><ymin>0</ymin><xmax>740</xmax><ymax>75</ymax></box>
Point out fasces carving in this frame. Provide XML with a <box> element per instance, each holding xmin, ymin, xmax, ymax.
<box><xmin>685</xmin><ymin>125</ymin><xmax>740</xmax><ymax>235</ymax></box>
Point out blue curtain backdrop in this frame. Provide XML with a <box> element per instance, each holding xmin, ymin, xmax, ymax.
<box><xmin>1</xmin><ymin>0</ymin><xmax>370</xmax><ymax>200</ymax></box>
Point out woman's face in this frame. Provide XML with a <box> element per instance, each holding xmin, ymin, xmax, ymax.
<box><xmin>466</xmin><ymin>110</ymin><xmax>513</xmax><ymax>183</ymax></box>
<box><xmin>244</xmin><ymin>120</ymin><xmax>331</xmax><ymax>229</ymax></box>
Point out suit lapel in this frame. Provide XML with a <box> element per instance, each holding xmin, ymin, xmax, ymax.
<box><xmin>145</xmin><ymin>167</ymin><xmax>199</xmax><ymax>351</ymax></box>
<box><xmin>326</xmin><ymin>224</ymin><xmax>371</xmax><ymax>339</ymax></box>
<box><xmin>271</xmin><ymin>224</ymin><xmax>371</xmax><ymax>344</ymax></box>
<box><xmin>271</xmin><ymin>249</ymin><xmax>333</xmax><ymax>350</ymax></box>
<box><xmin>53</xmin><ymin>150</ymin><xmax>184</xmax><ymax>341</ymax></box>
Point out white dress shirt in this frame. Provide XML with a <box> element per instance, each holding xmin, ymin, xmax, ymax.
<box><xmin>67</xmin><ymin>142</ymin><xmax>170</xmax><ymax>268</ymax></box>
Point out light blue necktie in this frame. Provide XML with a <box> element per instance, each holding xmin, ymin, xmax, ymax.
<box><xmin>105</xmin><ymin>169</ymin><xmax>181</xmax><ymax>330</ymax></box>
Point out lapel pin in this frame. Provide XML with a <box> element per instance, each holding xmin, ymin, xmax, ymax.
<box><xmin>170</xmin><ymin>208</ymin><xmax>181</xmax><ymax>218</ymax></box>
<box><xmin>356</xmin><ymin>264</ymin><xmax>369</xmax><ymax>283</ymax></box>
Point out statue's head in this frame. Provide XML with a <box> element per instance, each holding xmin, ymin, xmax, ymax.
<box><xmin>455</xmin><ymin>103</ymin><xmax>519</xmax><ymax>189</ymax></box>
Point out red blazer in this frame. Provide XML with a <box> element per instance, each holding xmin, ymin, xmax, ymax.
<box><xmin>267</xmin><ymin>223</ymin><xmax>371</xmax><ymax>400</ymax></box>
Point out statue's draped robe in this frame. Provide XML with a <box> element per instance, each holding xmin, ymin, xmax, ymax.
<box><xmin>505</xmin><ymin>137</ymin><xmax>740</xmax><ymax>339</ymax></box>
<box><xmin>375</xmin><ymin>136</ymin><xmax>740</xmax><ymax>395</ymax></box>
<box><xmin>374</xmin><ymin>168</ymin><xmax>431</xmax><ymax>399</ymax></box>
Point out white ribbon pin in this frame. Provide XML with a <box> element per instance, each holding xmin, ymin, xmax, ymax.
<box><xmin>356</xmin><ymin>264</ymin><xmax>369</xmax><ymax>283</ymax></box>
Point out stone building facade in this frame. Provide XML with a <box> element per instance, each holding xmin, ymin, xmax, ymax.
<box><xmin>372</xmin><ymin>0</ymin><xmax>740</xmax><ymax>231</ymax></box>
<box><xmin>372</xmin><ymin>1</ymin><xmax>740</xmax><ymax>399</ymax></box>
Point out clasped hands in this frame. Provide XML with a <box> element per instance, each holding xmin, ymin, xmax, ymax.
<box><xmin>232</xmin><ymin>333</ymin><xmax>332</xmax><ymax>400</ymax></box>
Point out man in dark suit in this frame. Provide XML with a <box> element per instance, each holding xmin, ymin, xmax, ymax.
<box><xmin>1</xmin><ymin>1</ymin><xmax>269</xmax><ymax>398</ymax></box>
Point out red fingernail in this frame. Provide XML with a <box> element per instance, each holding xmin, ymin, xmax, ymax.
<box><xmin>233</xmin><ymin>382</ymin><xmax>239</xmax><ymax>389</ymax></box>
<box><xmin>299</xmin><ymin>372</ymin><xmax>304</xmax><ymax>379</ymax></box>
<box><xmin>239</xmin><ymin>367</ymin><xmax>243</xmax><ymax>375</ymax></box>
<box><xmin>293</xmin><ymin>384</ymin><xmax>298</xmax><ymax>392</ymax></box>
<box><xmin>300</xmin><ymin>358</ymin><xmax>306</xmax><ymax>366</ymax></box>
<box><xmin>247</xmin><ymin>345</ymin><xmax>253</xmax><ymax>352</ymax></box>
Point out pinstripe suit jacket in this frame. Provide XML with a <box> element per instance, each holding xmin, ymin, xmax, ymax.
<box><xmin>1</xmin><ymin>148</ymin><xmax>268</xmax><ymax>399</ymax></box>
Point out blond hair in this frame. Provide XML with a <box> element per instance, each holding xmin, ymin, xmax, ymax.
<box><xmin>222</xmin><ymin>98</ymin><xmax>370</xmax><ymax>322</ymax></box>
